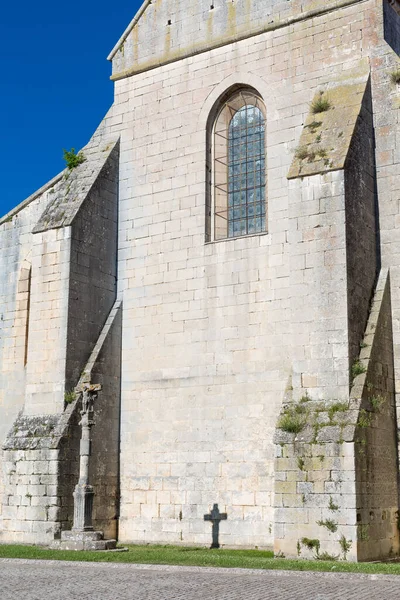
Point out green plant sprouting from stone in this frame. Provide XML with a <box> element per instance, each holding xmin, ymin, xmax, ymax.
<box><xmin>339</xmin><ymin>534</ymin><xmax>352</xmax><ymax>560</ymax></box>
<box><xmin>277</xmin><ymin>403</ymin><xmax>308</xmax><ymax>434</ymax></box>
<box><xmin>357</xmin><ymin>409</ymin><xmax>372</xmax><ymax>429</ymax></box>
<box><xmin>278</xmin><ymin>394</ymin><xmax>351</xmax><ymax>443</ymax></box>
<box><xmin>301</xmin><ymin>537</ymin><xmax>320</xmax><ymax>557</ymax></box>
<box><xmin>327</xmin><ymin>401</ymin><xmax>348</xmax><ymax>424</ymax></box>
<box><xmin>63</xmin><ymin>148</ymin><xmax>86</xmax><ymax>170</ymax></box>
<box><xmin>358</xmin><ymin>523</ymin><xmax>370</xmax><ymax>541</ymax></box>
<box><xmin>351</xmin><ymin>359</ymin><xmax>366</xmax><ymax>381</ymax></box>
<box><xmin>311</xmin><ymin>92</ymin><xmax>332</xmax><ymax>114</ymax></box>
<box><xmin>297</xmin><ymin>456</ymin><xmax>305</xmax><ymax>471</ymax></box>
<box><xmin>295</xmin><ymin>146</ymin><xmax>311</xmax><ymax>161</ymax></box>
<box><xmin>295</xmin><ymin>145</ymin><xmax>329</xmax><ymax>163</ymax></box>
<box><xmin>390</xmin><ymin>69</ymin><xmax>400</xmax><ymax>85</ymax></box>
<box><xmin>299</xmin><ymin>392</ymin><xmax>311</xmax><ymax>403</ymax></box>
<box><xmin>317</xmin><ymin>518</ymin><xmax>338</xmax><ymax>533</ymax></box>
<box><xmin>317</xmin><ymin>551</ymin><xmax>339</xmax><ymax>561</ymax></box>
<box><xmin>328</xmin><ymin>496</ymin><xmax>339</xmax><ymax>512</ymax></box>
<box><xmin>64</xmin><ymin>390</ymin><xmax>76</xmax><ymax>404</ymax></box>
<box><xmin>370</xmin><ymin>395</ymin><xmax>384</xmax><ymax>412</ymax></box>
<box><xmin>307</xmin><ymin>120</ymin><xmax>322</xmax><ymax>133</ymax></box>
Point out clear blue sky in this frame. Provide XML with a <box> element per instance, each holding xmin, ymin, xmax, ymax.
<box><xmin>0</xmin><ymin>2</ymin><xmax>141</xmax><ymax>217</ymax></box>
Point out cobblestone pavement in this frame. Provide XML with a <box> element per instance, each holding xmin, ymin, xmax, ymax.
<box><xmin>1</xmin><ymin>559</ymin><xmax>400</xmax><ymax>600</ymax></box>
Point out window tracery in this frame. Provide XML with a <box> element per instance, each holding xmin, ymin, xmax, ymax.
<box><xmin>207</xmin><ymin>88</ymin><xmax>266</xmax><ymax>241</ymax></box>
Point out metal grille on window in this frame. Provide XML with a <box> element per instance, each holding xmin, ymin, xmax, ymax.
<box><xmin>213</xmin><ymin>91</ymin><xmax>266</xmax><ymax>240</ymax></box>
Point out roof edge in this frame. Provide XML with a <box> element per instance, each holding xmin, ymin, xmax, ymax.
<box><xmin>0</xmin><ymin>171</ymin><xmax>65</xmax><ymax>227</ymax></box>
<box><xmin>107</xmin><ymin>0</ymin><xmax>152</xmax><ymax>61</ymax></box>
<box><xmin>33</xmin><ymin>138</ymin><xmax>120</xmax><ymax>234</ymax></box>
<box><xmin>108</xmin><ymin>0</ymin><xmax>368</xmax><ymax>80</ymax></box>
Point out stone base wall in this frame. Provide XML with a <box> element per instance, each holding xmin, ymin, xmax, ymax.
<box><xmin>274</xmin><ymin>270</ymin><xmax>399</xmax><ymax>561</ymax></box>
<box><xmin>0</xmin><ymin>302</ymin><xmax>121</xmax><ymax>545</ymax></box>
<box><xmin>274</xmin><ymin>410</ymin><xmax>358</xmax><ymax>560</ymax></box>
<box><xmin>1</xmin><ymin>413</ymin><xmax>78</xmax><ymax>544</ymax></box>
<box><xmin>354</xmin><ymin>271</ymin><xmax>399</xmax><ymax>560</ymax></box>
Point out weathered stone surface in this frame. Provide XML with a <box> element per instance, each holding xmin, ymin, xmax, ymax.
<box><xmin>0</xmin><ymin>301</ymin><xmax>121</xmax><ymax>544</ymax></box>
<box><xmin>2</xmin><ymin>415</ymin><xmax>59</xmax><ymax>451</ymax></box>
<box><xmin>33</xmin><ymin>140</ymin><xmax>119</xmax><ymax>233</ymax></box>
<box><xmin>53</xmin><ymin>529</ymin><xmax>117</xmax><ymax>551</ymax></box>
<box><xmin>1</xmin><ymin>0</ymin><xmax>400</xmax><ymax>560</ymax></box>
<box><xmin>274</xmin><ymin>271</ymin><xmax>399</xmax><ymax>561</ymax></box>
<box><xmin>109</xmin><ymin>0</ymin><xmax>367</xmax><ymax>79</ymax></box>
<box><xmin>4</xmin><ymin>561</ymin><xmax>400</xmax><ymax>600</ymax></box>
<box><xmin>287</xmin><ymin>76</ymin><xmax>369</xmax><ymax>179</ymax></box>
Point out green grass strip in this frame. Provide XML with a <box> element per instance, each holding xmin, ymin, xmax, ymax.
<box><xmin>0</xmin><ymin>544</ymin><xmax>400</xmax><ymax>574</ymax></box>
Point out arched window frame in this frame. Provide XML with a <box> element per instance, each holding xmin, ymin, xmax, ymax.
<box><xmin>206</xmin><ymin>87</ymin><xmax>267</xmax><ymax>242</ymax></box>
<box><xmin>17</xmin><ymin>259</ymin><xmax>32</xmax><ymax>366</ymax></box>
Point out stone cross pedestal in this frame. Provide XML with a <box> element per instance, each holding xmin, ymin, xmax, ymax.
<box><xmin>55</xmin><ymin>384</ymin><xmax>117</xmax><ymax>551</ymax></box>
<box><xmin>72</xmin><ymin>384</ymin><xmax>99</xmax><ymax>532</ymax></box>
<box><xmin>204</xmin><ymin>504</ymin><xmax>227</xmax><ymax>549</ymax></box>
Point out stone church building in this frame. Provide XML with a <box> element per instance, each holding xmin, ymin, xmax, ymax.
<box><xmin>1</xmin><ymin>0</ymin><xmax>400</xmax><ymax>561</ymax></box>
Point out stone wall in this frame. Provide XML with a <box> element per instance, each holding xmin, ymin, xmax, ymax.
<box><xmin>287</xmin><ymin>170</ymin><xmax>349</xmax><ymax>401</ymax></box>
<box><xmin>0</xmin><ymin>300</ymin><xmax>122</xmax><ymax>544</ymax></box>
<box><xmin>354</xmin><ymin>271</ymin><xmax>399</xmax><ymax>560</ymax></box>
<box><xmin>0</xmin><ymin>180</ymin><xmax>60</xmax><ymax>527</ymax></box>
<box><xmin>1</xmin><ymin>410</ymin><xmax>79</xmax><ymax>543</ymax></box>
<box><xmin>89</xmin><ymin>303</ymin><xmax>122</xmax><ymax>540</ymax></box>
<box><xmin>109</xmin><ymin>0</ymin><xmax>367</xmax><ymax>79</ymax></box>
<box><xmin>374</xmin><ymin>0</ymin><xmax>400</xmax><ymax>460</ymax></box>
<box><xmin>274</xmin><ymin>410</ymin><xmax>358</xmax><ymax>560</ymax></box>
<box><xmin>1</xmin><ymin>0</ymin><xmax>400</xmax><ymax>555</ymax></box>
<box><xmin>24</xmin><ymin>226</ymin><xmax>72</xmax><ymax>415</ymax></box>
<box><xmin>66</xmin><ymin>143</ymin><xmax>119</xmax><ymax>391</ymax></box>
<box><xmin>345</xmin><ymin>80</ymin><xmax>378</xmax><ymax>371</ymax></box>
<box><xmin>114</xmin><ymin>0</ymin><xmax>383</xmax><ymax>547</ymax></box>
<box><xmin>0</xmin><ymin>137</ymin><xmax>121</xmax><ymax>544</ymax></box>
<box><xmin>274</xmin><ymin>270</ymin><xmax>399</xmax><ymax>561</ymax></box>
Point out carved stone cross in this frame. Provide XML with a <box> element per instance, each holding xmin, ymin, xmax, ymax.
<box><xmin>72</xmin><ymin>383</ymin><xmax>101</xmax><ymax>532</ymax></box>
<box><xmin>204</xmin><ymin>503</ymin><xmax>227</xmax><ymax>549</ymax></box>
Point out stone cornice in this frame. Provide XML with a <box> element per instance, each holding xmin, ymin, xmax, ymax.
<box><xmin>109</xmin><ymin>0</ymin><xmax>369</xmax><ymax>82</ymax></box>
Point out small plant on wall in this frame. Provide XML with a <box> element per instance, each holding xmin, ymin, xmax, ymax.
<box><xmin>351</xmin><ymin>359</ymin><xmax>366</xmax><ymax>382</ymax></box>
<box><xmin>277</xmin><ymin>403</ymin><xmax>308</xmax><ymax>434</ymax></box>
<box><xmin>64</xmin><ymin>390</ymin><xmax>76</xmax><ymax>404</ymax></box>
<box><xmin>63</xmin><ymin>148</ymin><xmax>86</xmax><ymax>170</ymax></box>
<box><xmin>390</xmin><ymin>69</ymin><xmax>400</xmax><ymax>85</ymax></box>
<box><xmin>339</xmin><ymin>534</ymin><xmax>352</xmax><ymax>560</ymax></box>
<box><xmin>311</xmin><ymin>92</ymin><xmax>332</xmax><ymax>114</ymax></box>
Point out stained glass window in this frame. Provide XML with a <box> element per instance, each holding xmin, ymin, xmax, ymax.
<box><xmin>227</xmin><ymin>105</ymin><xmax>265</xmax><ymax>237</ymax></box>
<box><xmin>210</xmin><ymin>89</ymin><xmax>266</xmax><ymax>241</ymax></box>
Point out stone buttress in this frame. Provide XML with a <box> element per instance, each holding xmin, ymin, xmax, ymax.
<box><xmin>0</xmin><ymin>139</ymin><xmax>122</xmax><ymax>544</ymax></box>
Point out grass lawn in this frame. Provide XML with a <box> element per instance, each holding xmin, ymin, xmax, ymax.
<box><xmin>1</xmin><ymin>543</ymin><xmax>400</xmax><ymax>575</ymax></box>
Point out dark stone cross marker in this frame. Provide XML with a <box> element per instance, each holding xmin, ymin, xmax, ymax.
<box><xmin>204</xmin><ymin>503</ymin><xmax>227</xmax><ymax>549</ymax></box>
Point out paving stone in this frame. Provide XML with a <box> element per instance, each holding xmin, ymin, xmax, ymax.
<box><xmin>1</xmin><ymin>560</ymin><xmax>400</xmax><ymax>600</ymax></box>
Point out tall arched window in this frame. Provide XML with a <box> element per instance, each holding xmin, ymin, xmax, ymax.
<box><xmin>207</xmin><ymin>88</ymin><xmax>266</xmax><ymax>241</ymax></box>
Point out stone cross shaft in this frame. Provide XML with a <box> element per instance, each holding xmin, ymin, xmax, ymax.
<box><xmin>72</xmin><ymin>384</ymin><xmax>101</xmax><ymax>532</ymax></box>
<box><xmin>204</xmin><ymin>503</ymin><xmax>227</xmax><ymax>549</ymax></box>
